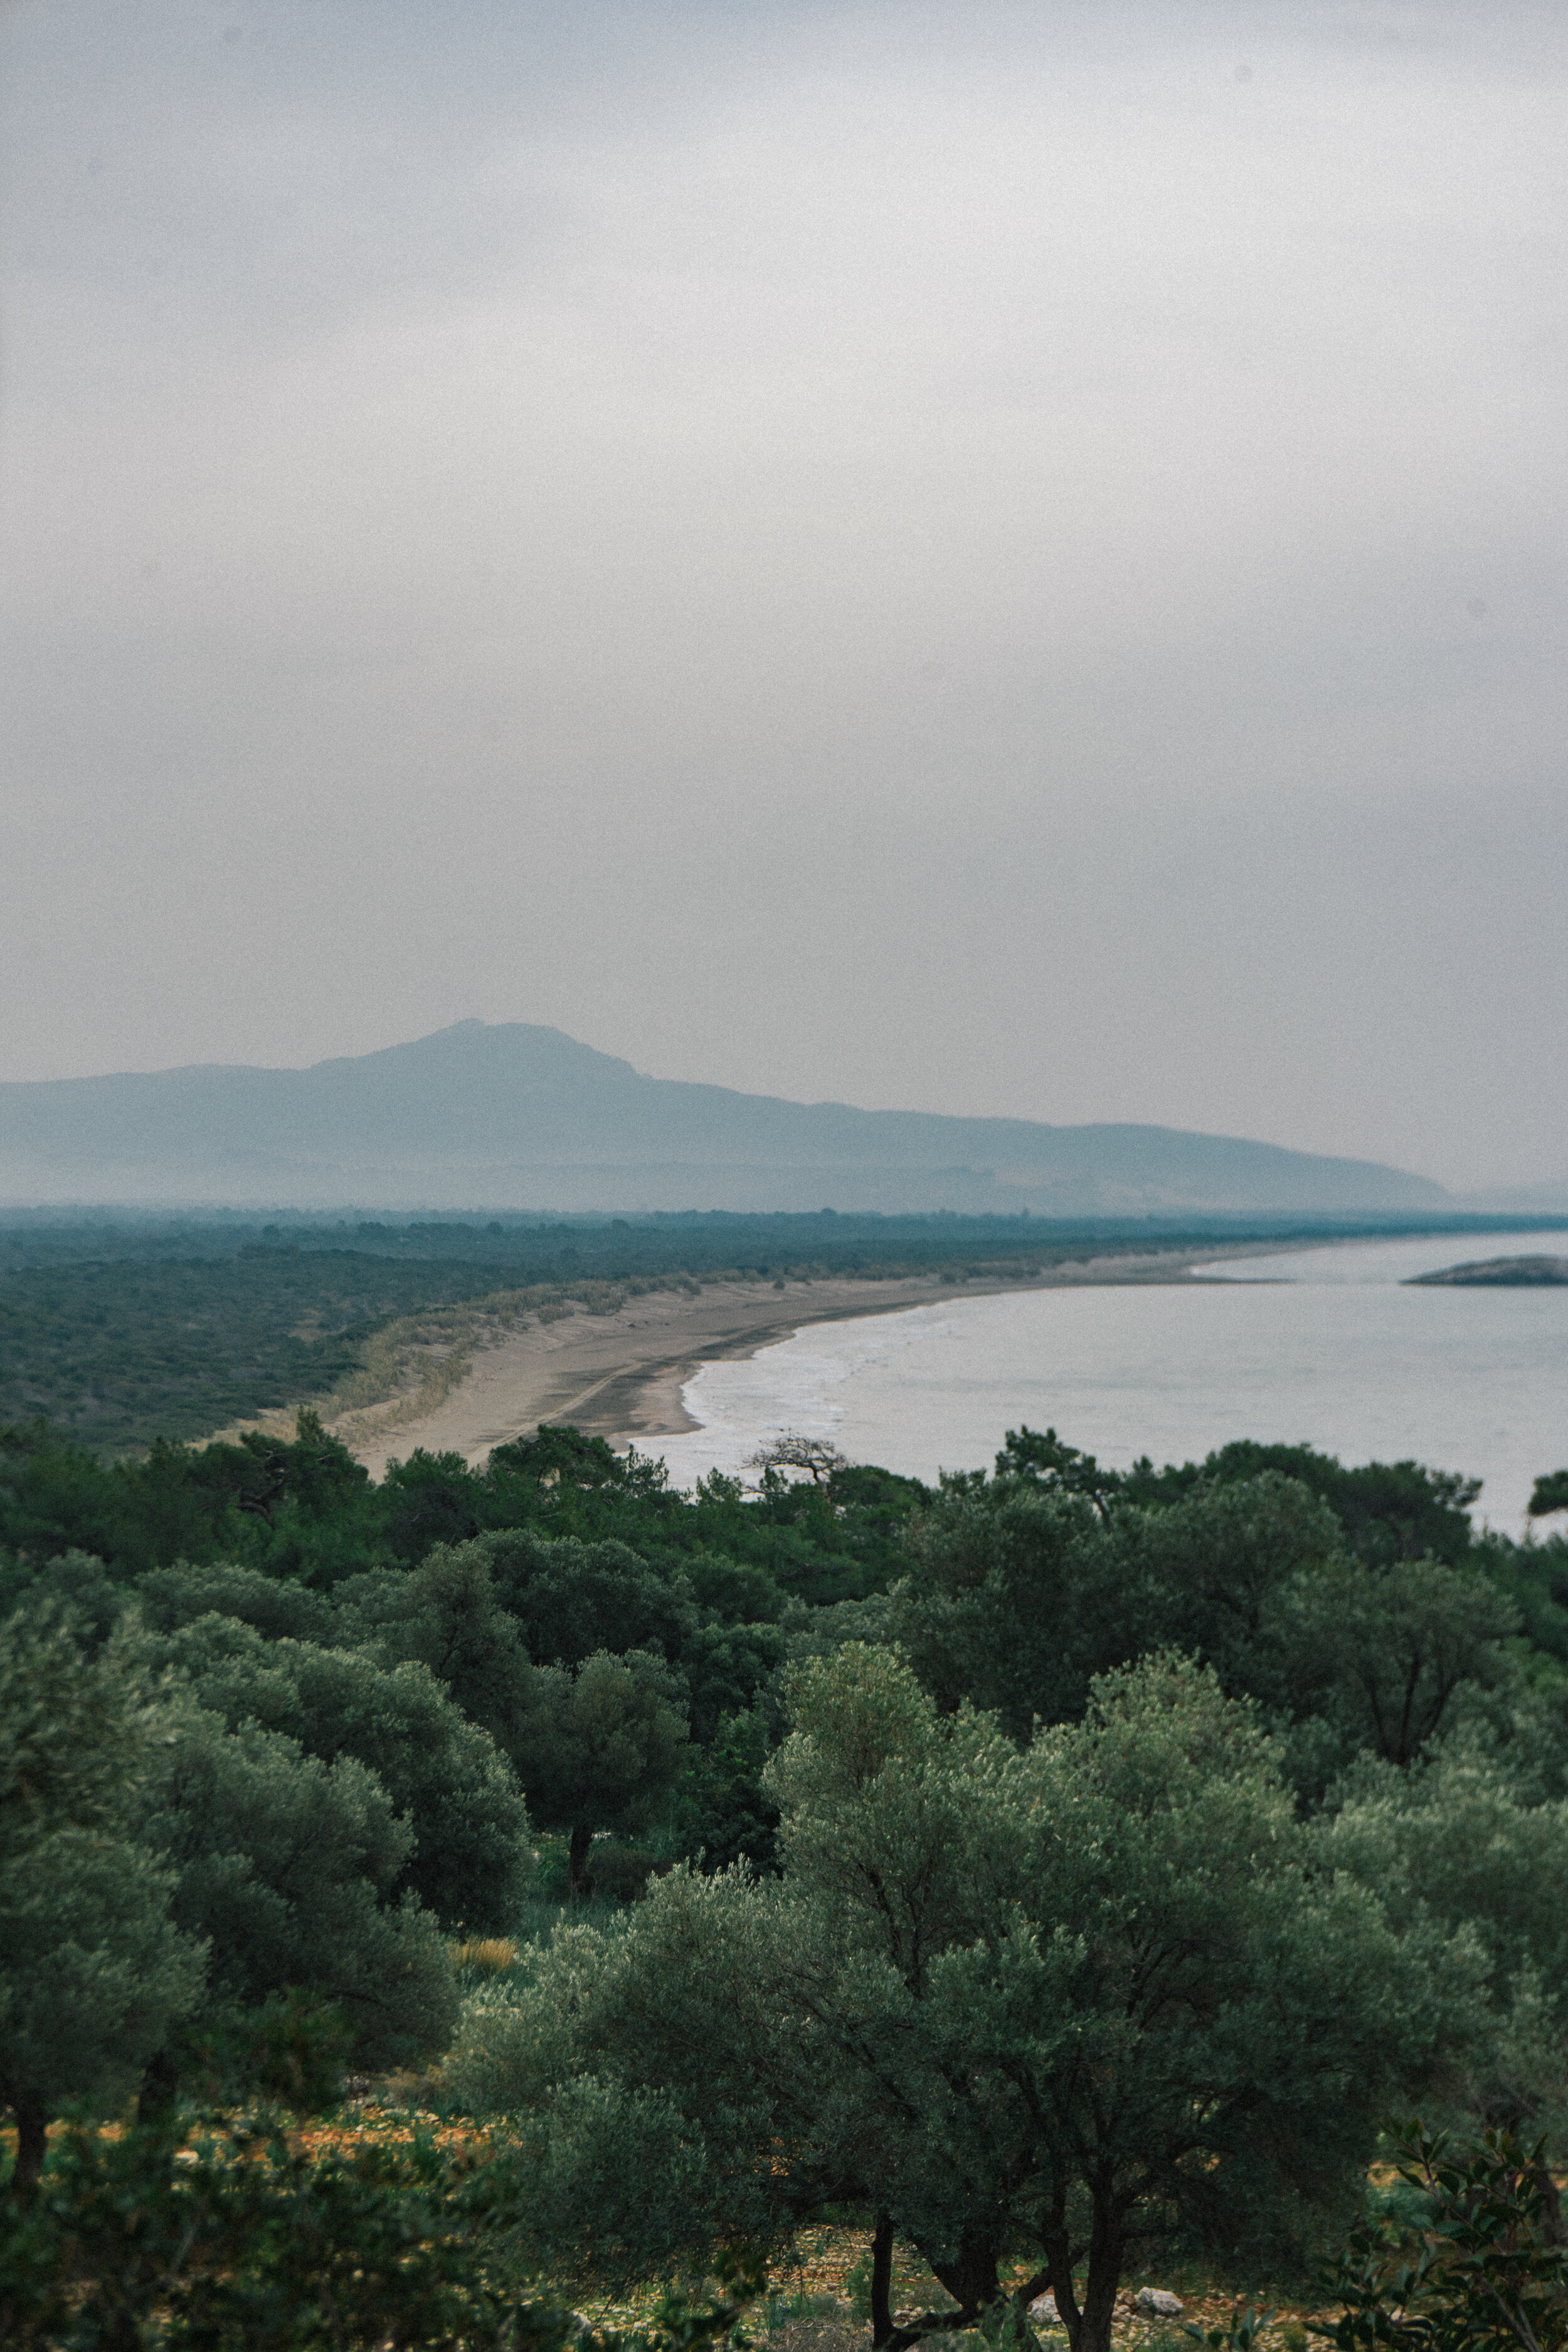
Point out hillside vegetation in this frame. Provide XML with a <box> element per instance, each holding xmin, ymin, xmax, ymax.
<box><xmin>6</xmin><ymin>1401</ymin><xmax>1568</xmax><ymax>2346</ymax></box>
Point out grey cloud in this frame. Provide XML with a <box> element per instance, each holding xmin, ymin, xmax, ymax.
<box><xmin>1</xmin><ymin>0</ymin><xmax>1564</xmax><ymax>1192</ymax></box>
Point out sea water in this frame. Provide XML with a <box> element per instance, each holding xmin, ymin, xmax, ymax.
<box><xmin>650</xmin><ymin>1230</ymin><xmax>1568</xmax><ymax>1531</ymax></box>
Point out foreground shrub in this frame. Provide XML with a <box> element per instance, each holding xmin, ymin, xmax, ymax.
<box><xmin>1318</xmin><ymin>2121</ymin><xmax>1568</xmax><ymax>2351</ymax></box>
<box><xmin>0</xmin><ymin>2110</ymin><xmax>762</xmax><ymax>2352</ymax></box>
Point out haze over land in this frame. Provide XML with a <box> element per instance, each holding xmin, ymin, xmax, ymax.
<box><xmin>0</xmin><ymin>1020</ymin><xmax>1456</xmax><ymax>1215</ymax></box>
<box><xmin>1</xmin><ymin>1</ymin><xmax>1565</xmax><ymax>1198</ymax></box>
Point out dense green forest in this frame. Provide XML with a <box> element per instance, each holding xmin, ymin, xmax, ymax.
<box><xmin>4</xmin><ymin>1207</ymin><xmax>1555</xmax><ymax>1451</ymax></box>
<box><xmin>0</xmin><ymin>1251</ymin><xmax>514</xmax><ymax>1448</ymax></box>
<box><xmin>5</xmin><ymin>1392</ymin><xmax>1568</xmax><ymax>2348</ymax></box>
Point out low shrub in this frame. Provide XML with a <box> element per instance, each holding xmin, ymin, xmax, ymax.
<box><xmin>1316</xmin><ymin>2121</ymin><xmax>1568</xmax><ymax>2352</ymax></box>
<box><xmin>586</xmin><ymin>1845</ymin><xmax>662</xmax><ymax>1902</ymax></box>
<box><xmin>0</xmin><ymin>2111</ymin><xmax>763</xmax><ymax>2351</ymax></box>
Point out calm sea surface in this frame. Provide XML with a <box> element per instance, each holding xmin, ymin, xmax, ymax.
<box><xmin>652</xmin><ymin>1231</ymin><xmax>1568</xmax><ymax>1530</ymax></box>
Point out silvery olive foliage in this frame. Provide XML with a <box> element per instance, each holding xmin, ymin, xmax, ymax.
<box><xmin>443</xmin><ymin>1645</ymin><xmax>1467</xmax><ymax>2352</ymax></box>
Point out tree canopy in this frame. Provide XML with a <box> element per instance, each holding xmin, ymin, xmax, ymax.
<box><xmin>8</xmin><ymin>1394</ymin><xmax>1568</xmax><ymax>2339</ymax></box>
<box><xmin>444</xmin><ymin>1649</ymin><xmax>1466</xmax><ymax>2352</ymax></box>
<box><xmin>0</xmin><ymin>1606</ymin><xmax>204</xmax><ymax>2189</ymax></box>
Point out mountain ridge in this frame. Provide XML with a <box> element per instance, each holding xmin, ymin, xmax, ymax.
<box><xmin>0</xmin><ymin>1020</ymin><xmax>1449</xmax><ymax>1216</ymax></box>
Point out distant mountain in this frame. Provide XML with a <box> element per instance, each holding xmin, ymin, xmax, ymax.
<box><xmin>0</xmin><ymin>1020</ymin><xmax>1449</xmax><ymax>1215</ymax></box>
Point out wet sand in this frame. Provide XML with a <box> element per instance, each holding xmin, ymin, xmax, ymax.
<box><xmin>349</xmin><ymin>1246</ymin><xmax>1245</xmax><ymax>1478</ymax></box>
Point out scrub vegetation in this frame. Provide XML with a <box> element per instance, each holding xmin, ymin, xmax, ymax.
<box><xmin>4</xmin><ymin>1399</ymin><xmax>1568</xmax><ymax>2349</ymax></box>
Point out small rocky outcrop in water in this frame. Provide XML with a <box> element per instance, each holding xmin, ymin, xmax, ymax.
<box><xmin>1407</xmin><ymin>1256</ymin><xmax>1568</xmax><ymax>1286</ymax></box>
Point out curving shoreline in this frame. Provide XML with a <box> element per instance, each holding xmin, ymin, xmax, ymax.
<box><xmin>347</xmin><ymin>1244</ymin><xmax>1283</xmax><ymax>1478</ymax></box>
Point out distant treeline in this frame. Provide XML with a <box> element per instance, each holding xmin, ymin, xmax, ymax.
<box><xmin>0</xmin><ymin>1251</ymin><xmax>526</xmax><ymax>1450</ymax></box>
<box><xmin>4</xmin><ymin>1207</ymin><xmax>1563</xmax><ymax>1454</ymax></box>
<box><xmin>6</xmin><ymin>1202</ymin><xmax>1565</xmax><ymax>1273</ymax></box>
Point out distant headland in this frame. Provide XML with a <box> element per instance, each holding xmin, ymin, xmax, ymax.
<box><xmin>1407</xmin><ymin>1255</ymin><xmax>1568</xmax><ymax>1286</ymax></box>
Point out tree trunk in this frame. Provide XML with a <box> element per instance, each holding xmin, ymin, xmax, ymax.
<box><xmin>1042</xmin><ymin>2186</ymin><xmax>1079</xmax><ymax>2347</ymax></box>
<box><xmin>567</xmin><ymin>1821</ymin><xmax>594</xmax><ymax>1895</ymax></box>
<box><xmin>1067</xmin><ymin>2201</ymin><xmax>1125</xmax><ymax>2352</ymax></box>
<box><xmin>11</xmin><ymin>2093</ymin><xmax>47</xmax><ymax>2196</ymax></box>
<box><xmin>138</xmin><ymin>2048</ymin><xmax>179</xmax><ymax>2124</ymax></box>
<box><xmin>928</xmin><ymin>2240</ymin><xmax>1001</xmax><ymax>2322</ymax></box>
<box><xmin>1071</xmin><ymin>2264</ymin><xmax>1121</xmax><ymax>2352</ymax></box>
<box><xmin>870</xmin><ymin>2215</ymin><xmax>897</xmax><ymax>2348</ymax></box>
<box><xmin>1042</xmin><ymin>2214</ymin><xmax>1123</xmax><ymax>2352</ymax></box>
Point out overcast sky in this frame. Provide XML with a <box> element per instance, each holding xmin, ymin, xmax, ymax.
<box><xmin>2</xmin><ymin>0</ymin><xmax>1564</xmax><ymax>1192</ymax></box>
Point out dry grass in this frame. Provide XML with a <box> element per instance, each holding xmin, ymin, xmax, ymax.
<box><xmin>751</xmin><ymin>2302</ymin><xmax>869</xmax><ymax>2352</ymax></box>
<box><xmin>292</xmin><ymin>2101</ymin><xmax>490</xmax><ymax>2160</ymax></box>
<box><xmin>453</xmin><ymin>1937</ymin><xmax>519</xmax><ymax>1974</ymax></box>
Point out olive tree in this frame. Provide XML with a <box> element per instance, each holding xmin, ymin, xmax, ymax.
<box><xmin>0</xmin><ymin>1608</ymin><xmax>203</xmax><ymax>2191</ymax></box>
<box><xmin>1325</xmin><ymin>1734</ymin><xmax>1568</xmax><ymax>2137</ymax></box>
<box><xmin>891</xmin><ymin>1473</ymin><xmax>1518</xmax><ymax>1788</ymax></box>
<box><xmin>334</xmin><ymin>1545</ymin><xmax>537</xmax><ymax>1758</ymax></box>
<box><xmin>445</xmin><ymin>1646</ymin><xmax>1460</xmax><ymax>2352</ymax></box>
<box><xmin>135</xmin><ymin>1695</ymin><xmax>458</xmax><ymax>2102</ymax></box>
<box><xmin>512</xmin><ymin>1648</ymin><xmax>690</xmax><ymax>1890</ymax></box>
<box><xmin>470</xmin><ymin>1530</ymin><xmax>698</xmax><ymax>1671</ymax></box>
<box><xmin>134</xmin><ymin>1613</ymin><xmax>532</xmax><ymax>1929</ymax></box>
<box><xmin>1</xmin><ymin>1601</ymin><xmax>459</xmax><ymax>2144</ymax></box>
<box><xmin>764</xmin><ymin>1646</ymin><xmax>1458</xmax><ymax>2351</ymax></box>
<box><xmin>1276</xmin><ymin>1557</ymin><xmax>1520</xmax><ymax>1769</ymax></box>
<box><xmin>887</xmin><ymin>1473</ymin><xmax>1343</xmax><ymax>1735</ymax></box>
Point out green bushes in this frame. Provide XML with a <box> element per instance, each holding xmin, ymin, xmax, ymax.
<box><xmin>1318</xmin><ymin>2121</ymin><xmax>1568</xmax><ymax>2351</ymax></box>
<box><xmin>0</xmin><ymin>1406</ymin><xmax>928</xmax><ymax>1611</ymax></box>
<box><xmin>139</xmin><ymin>1698</ymin><xmax>460</xmax><ymax>2095</ymax></box>
<box><xmin>0</xmin><ymin>2111</ymin><xmax>763</xmax><ymax>2352</ymax></box>
<box><xmin>0</xmin><ymin>1603</ymin><xmax>462</xmax><ymax>2156</ymax></box>
<box><xmin>8</xmin><ymin>1399</ymin><xmax>1568</xmax><ymax>2346</ymax></box>
<box><xmin>887</xmin><ymin>1462</ymin><xmax>1525</xmax><ymax>1789</ymax></box>
<box><xmin>134</xmin><ymin>1616</ymin><xmax>534</xmax><ymax>1932</ymax></box>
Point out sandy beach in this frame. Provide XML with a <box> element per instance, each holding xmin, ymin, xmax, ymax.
<box><xmin>348</xmin><ymin>1245</ymin><xmax>1247</xmax><ymax>1478</ymax></box>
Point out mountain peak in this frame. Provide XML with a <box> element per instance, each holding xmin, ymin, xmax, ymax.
<box><xmin>0</xmin><ymin>1024</ymin><xmax>1447</xmax><ymax>1215</ymax></box>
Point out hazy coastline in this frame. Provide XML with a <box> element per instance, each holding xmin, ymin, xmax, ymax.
<box><xmin>349</xmin><ymin>1242</ymin><xmax>1268</xmax><ymax>1476</ymax></box>
<box><xmin>647</xmin><ymin>1229</ymin><xmax>1568</xmax><ymax>1524</ymax></box>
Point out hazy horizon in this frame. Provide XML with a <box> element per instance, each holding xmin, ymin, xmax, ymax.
<box><xmin>4</xmin><ymin>1015</ymin><xmax>1483</xmax><ymax>1215</ymax></box>
<box><xmin>3</xmin><ymin>2</ymin><xmax>1564</xmax><ymax>1192</ymax></box>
